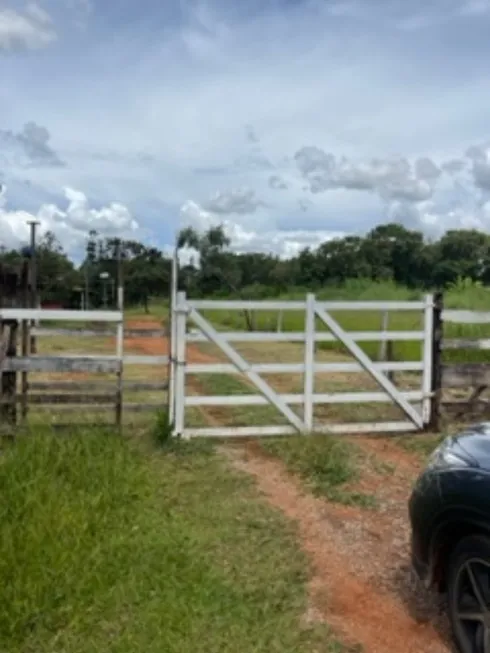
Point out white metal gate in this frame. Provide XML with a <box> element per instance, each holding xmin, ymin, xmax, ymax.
<box><xmin>168</xmin><ymin>291</ymin><xmax>434</xmax><ymax>438</ymax></box>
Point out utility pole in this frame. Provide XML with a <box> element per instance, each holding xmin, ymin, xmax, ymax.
<box><xmin>26</xmin><ymin>219</ymin><xmax>40</xmax><ymax>354</ymax></box>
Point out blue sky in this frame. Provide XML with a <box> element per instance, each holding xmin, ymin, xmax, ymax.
<box><xmin>2</xmin><ymin>0</ymin><xmax>490</xmax><ymax>258</ymax></box>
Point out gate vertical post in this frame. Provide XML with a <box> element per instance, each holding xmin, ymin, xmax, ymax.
<box><xmin>421</xmin><ymin>293</ymin><xmax>435</xmax><ymax>429</ymax></box>
<box><xmin>173</xmin><ymin>291</ymin><xmax>187</xmax><ymax>438</ymax></box>
<box><xmin>115</xmin><ymin>243</ymin><xmax>124</xmax><ymax>431</ymax></box>
<box><xmin>303</xmin><ymin>293</ymin><xmax>315</xmax><ymax>433</ymax></box>
<box><xmin>168</xmin><ymin>247</ymin><xmax>178</xmax><ymax>425</ymax></box>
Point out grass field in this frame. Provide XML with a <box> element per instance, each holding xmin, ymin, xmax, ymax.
<box><xmin>0</xmin><ymin>430</ymin><xmax>356</xmax><ymax>653</ymax></box>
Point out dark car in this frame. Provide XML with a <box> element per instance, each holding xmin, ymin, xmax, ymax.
<box><xmin>409</xmin><ymin>423</ymin><xmax>490</xmax><ymax>653</ymax></box>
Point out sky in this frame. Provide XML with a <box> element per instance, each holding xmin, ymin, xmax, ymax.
<box><xmin>2</xmin><ymin>0</ymin><xmax>490</xmax><ymax>260</ymax></box>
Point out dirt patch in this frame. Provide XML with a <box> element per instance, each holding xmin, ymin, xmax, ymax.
<box><xmin>341</xmin><ymin>435</ymin><xmax>421</xmax><ymax>502</ymax></box>
<box><xmin>347</xmin><ymin>435</ymin><xmax>422</xmax><ymax>474</ymax></box>
<box><xmin>124</xmin><ymin>320</ymin><xmax>214</xmax><ymax>364</ymax></box>
<box><xmin>124</xmin><ymin>320</ymin><xmax>169</xmax><ymax>356</ymax></box>
<box><xmin>223</xmin><ymin>443</ymin><xmax>451</xmax><ymax>653</ymax></box>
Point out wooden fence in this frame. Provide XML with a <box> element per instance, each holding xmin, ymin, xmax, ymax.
<box><xmin>429</xmin><ymin>292</ymin><xmax>490</xmax><ymax>428</ymax></box>
<box><xmin>0</xmin><ymin>308</ymin><xmax>169</xmax><ymax>433</ymax></box>
<box><xmin>0</xmin><ymin>252</ymin><xmax>173</xmax><ymax>435</ymax></box>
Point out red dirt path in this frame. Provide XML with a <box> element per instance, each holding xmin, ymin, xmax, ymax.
<box><xmin>224</xmin><ymin>443</ymin><xmax>450</xmax><ymax>653</ymax></box>
<box><xmin>124</xmin><ymin>320</ymin><xmax>214</xmax><ymax>363</ymax></box>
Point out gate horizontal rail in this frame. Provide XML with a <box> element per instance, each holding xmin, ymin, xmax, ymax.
<box><xmin>187</xmin><ymin>330</ymin><xmax>424</xmax><ymax>343</ymax></box>
<box><xmin>185</xmin><ymin>361</ymin><xmax>424</xmax><ymax>374</ymax></box>
<box><xmin>188</xmin><ymin>299</ymin><xmax>426</xmax><ymax>311</ymax></box>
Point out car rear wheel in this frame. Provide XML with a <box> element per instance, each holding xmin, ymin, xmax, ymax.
<box><xmin>448</xmin><ymin>535</ymin><xmax>490</xmax><ymax>653</ymax></box>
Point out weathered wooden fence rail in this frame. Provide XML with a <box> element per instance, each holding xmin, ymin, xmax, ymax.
<box><xmin>0</xmin><ymin>307</ymin><xmax>170</xmax><ymax>432</ymax></box>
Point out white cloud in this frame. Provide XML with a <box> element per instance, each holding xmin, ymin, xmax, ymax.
<box><xmin>202</xmin><ymin>188</ymin><xmax>265</xmax><ymax>215</ymax></box>
<box><xmin>458</xmin><ymin>0</ymin><xmax>490</xmax><ymax>16</ymax></box>
<box><xmin>441</xmin><ymin>159</ymin><xmax>466</xmax><ymax>174</ymax></box>
<box><xmin>0</xmin><ymin>4</ymin><xmax>56</xmax><ymax>51</ymax></box>
<box><xmin>268</xmin><ymin>175</ymin><xmax>289</xmax><ymax>190</ymax></box>
<box><xmin>464</xmin><ymin>143</ymin><xmax>490</xmax><ymax>190</ymax></box>
<box><xmin>0</xmin><ymin>185</ymin><xmax>139</xmax><ymax>252</ymax></box>
<box><xmin>0</xmin><ymin>121</ymin><xmax>63</xmax><ymax>167</ymax></box>
<box><xmin>414</xmin><ymin>157</ymin><xmax>441</xmax><ymax>181</ymax></box>
<box><xmin>294</xmin><ymin>147</ymin><xmax>439</xmax><ymax>202</ymax></box>
<box><xmin>388</xmin><ymin>196</ymin><xmax>490</xmax><ymax>237</ymax></box>
<box><xmin>179</xmin><ymin>197</ymin><xmax>344</xmax><ymax>260</ymax></box>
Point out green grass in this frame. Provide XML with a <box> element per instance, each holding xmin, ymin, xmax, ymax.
<box><xmin>395</xmin><ymin>433</ymin><xmax>444</xmax><ymax>458</ymax></box>
<box><xmin>259</xmin><ymin>436</ymin><xmax>377</xmax><ymax>509</ymax></box>
<box><xmin>188</xmin><ymin>372</ymin><xmax>285</xmax><ymax>426</ymax></box>
<box><xmin>0</xmin><ymin>428</ymin><xmax>352</xmax><ymax>653</ymax></box>
<box><xmin>202</xmin><ymin>306</ymin><xmax>424</xmax><ymax>360</ymax></box>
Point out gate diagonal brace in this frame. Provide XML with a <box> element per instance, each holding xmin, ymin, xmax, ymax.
<box><xmin>188</xmin><ymin>307</ymin><xmax>307</xmax><ymax>433</ymax></box>
<box><xmin>314</xmin><ymin>305</ymin><xmax>424</xmax><ymax>430</ymax></box>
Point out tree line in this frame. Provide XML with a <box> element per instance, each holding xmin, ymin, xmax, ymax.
<box><xmin>0</xmin><ymin>223</ymin><xmax>489</xmax><ymax>308</ymax></box>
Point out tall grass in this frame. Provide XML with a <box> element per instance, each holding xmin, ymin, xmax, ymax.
<box><xmin>0</xmin><ymin>430</ymin><xmax>150</xmax><ymax>650</ymax></box>
<box><xmin>0</xmin><ymin>429</ymin><xmax>343</xmax><ymax>653</ymax></box>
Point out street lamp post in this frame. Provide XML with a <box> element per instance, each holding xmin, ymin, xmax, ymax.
<box><xmin>73</xmin><ymin>286</ymin><xmax>84</xmax><ymax>310</ymax></box>
<box><xmin>100</xmin><ymin>271</ymin><xmax>110</xmax><ymax>308</ymax></box>
<box><xmin>26</xmin><ymin>219</ymin><xmax>40</xmax><ymax>354</ymax></box>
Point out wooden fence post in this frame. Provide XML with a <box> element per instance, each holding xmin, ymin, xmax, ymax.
<box><xmin>0</xmin><ymin>321</ymin><xmax>18</xmax><ymax>429</ymax></box>
<box><xmin>21</xmin><ymin>260</ymin><xmax>29</xmax><ymax>421</ymax></box>
<box><xmin>3</xmin><ymin>322</ymin><xmax>18</xmax><ymax>426</ymax></box>
<box><xmin>429</xmin><ymin>291</ymin><xmax>443</xmax><ymax>431</ymax></box>
<box><xmin>0</xmin><ymin>263</ymin><xmax>24</xmax><ymax>432</ymax></box>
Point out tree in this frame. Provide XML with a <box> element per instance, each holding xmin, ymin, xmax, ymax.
<box><xmin>361</xmin><ymin>223</ymin><xmax>425</xmax><ymax>286</ymax></box>
<box><xmin>316</xmin><ymin>236</ymin><xmax>371</xmax><ymax>283</ymax></box>
<box><xmin>432</xmin><ymin>230</ymin><xmax>490</xmax><ymax>286</ymax></box>
<box><xmin>177</xmin><ymin>224</ymin><xmax>256</xmax><ymax>327</ymax></box>
<box><xmin>177</xmin><ymin>224</ymin><xmax>242</xmax><ymax>296</ymax></box>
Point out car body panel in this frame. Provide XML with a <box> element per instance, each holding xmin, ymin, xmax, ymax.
<box><xmin>409</xmin><ymin>427</ymin><xmax>490</xmax><ymax>587</ymax></box>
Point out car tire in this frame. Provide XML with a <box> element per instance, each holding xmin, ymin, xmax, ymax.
<box><xmin>447</xmin><ymin>534</ymin><xmax>490</xmax><ymax>653</ymax></box>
